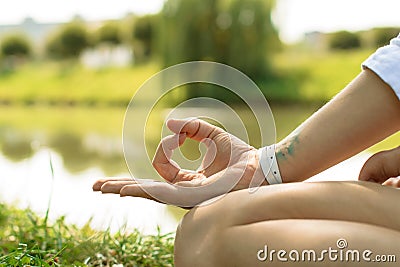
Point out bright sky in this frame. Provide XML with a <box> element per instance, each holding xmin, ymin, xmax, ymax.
<box><xmin>1</xmin><ymin>0</ymin><xmax>399</xmax><ymax>43</ymax></box>
<box><xmin>0</xmin><ymin>0</ymin><xmax>164</xmax><ymax>24</ymax></box>
<box><xmin>275</xmin><ymin>0</ymin><xmax>400</xmax><ymax>42</ymax></box>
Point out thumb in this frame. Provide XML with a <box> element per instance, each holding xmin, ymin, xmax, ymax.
<box><xmin>358</xmin><ymin>147</ymin><xmax>400</xmax><ymax>183</ymax></box>
<box><xmin>119</xmin><ymin>180</ymin><xmax>222</xmax><ymax>208</ymax></box>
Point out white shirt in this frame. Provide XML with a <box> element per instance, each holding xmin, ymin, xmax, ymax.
<box><xmin>362</xmin><ymin>34</ymin><xmax>400</xmax><ymax>100</ymax></box>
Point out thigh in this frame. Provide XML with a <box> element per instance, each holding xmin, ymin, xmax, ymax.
<box><xmin>196</xmin><ymin>181</ymin><xmax>400</xmax><ymax>231</ymax></box>
<box><xmin>218</xmin><ymin>219</ymin><xmax>400</xmax><ymax>266</ymax></box>
<box><xmin>175</xmin><ymin>181</ymin><xmax>400</xmax><ymax>267</ymax></box>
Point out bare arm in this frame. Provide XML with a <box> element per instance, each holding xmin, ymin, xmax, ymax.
<box><xmin>94</xmin><ymin>69</ymin><xmax>400</xmax><ymax>206</ymax></box>
<box><xmin>276</xmin><ymin>69</ymin><xmax>400</xmax><ymax>182</ymax></box>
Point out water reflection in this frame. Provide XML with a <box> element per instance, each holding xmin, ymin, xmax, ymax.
<box><xmin>0</xmin><ymin>105</ymin><xmax>318</xmax><ymax>175</ymax></box>
<box><xmin>0</xmin><ymin>106</ymin><xmax>185</xmax><ymax>234</ymax></box>
<box><xmin>51</xmin><ymin>132</ymin><xmax>126</xmax><ymax>175</ymax></box>
<box><xmin>0</xmin><ymin>147</ymin><xmax>180</xmax><ymax>234</ymax></box>
<box><xmin>0</xmin><ymin>105</ymin><xmax>372</xmax><ymax>234</ymax></box>
<box><xmin>0</xmin><ymin>127</ymin><xmax>126</xmax><ymax>176</ymax></box>
<box><xmin>1</xmin><ymin>129</ymin><xmax>35</xmax><ymax>162</ymax></box>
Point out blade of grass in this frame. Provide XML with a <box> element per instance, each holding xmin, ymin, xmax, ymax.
<box><xmin>42</xmin><ymin>152</ymin><xmax>56</xmax><ymax>251</ymax></box>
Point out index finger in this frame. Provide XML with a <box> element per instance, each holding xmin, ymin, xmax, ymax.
<box><xmin>152</xmin><ymin>133</ymin><xmax>185</xmax><ymax>182</ymax></box>
<box><xmin>166</xmin><ymin>118</ymin><xmax>225</xmax><ymax>142</ymax></box>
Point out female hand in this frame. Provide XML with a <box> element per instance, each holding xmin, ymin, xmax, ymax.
<box><xmin>93</xmin><ymin>118</ymin><xmax>266</xmax><ymax>207</ymax></box>
<box><xmin>358</xmin><ymin>146</ymin><xmax>400</xmax><ymax>188</ymax></box>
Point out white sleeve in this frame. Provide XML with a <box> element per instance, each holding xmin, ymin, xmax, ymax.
<box><xmin>362</xmin><ymin>34</ymin><xmax>400</xmax><ymax>100</ymax></box>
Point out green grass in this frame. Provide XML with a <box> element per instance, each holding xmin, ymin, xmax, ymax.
<box><xmin>0</xmin><ymin>203</ymin><xmax>175</xmax><ymax>266</ymax></box>
<box><xmin>0</xmin><ymin>155</ymin><xmax>174</xmax><ymax>266</ymax></box>
<box><xmin>0</xmin><ymin>61</ymin><xmax>159</xmax><ymax>106</ymax></box>
<box><xmin>0</xmin><ymin>105</ymin><xmax>125</xmax><ymax>136</ymax></box>
<box><xmin>0</xmin><ymin>49</ymin><xmax>374</xmax><ymax>106</ymax></box>
<box><xmin>272</xmin><ymin>49</ymin><xmax>374</xmax><ymax>102</ymax></box>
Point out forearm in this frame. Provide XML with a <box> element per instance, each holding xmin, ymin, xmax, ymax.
<box><xmin>277</xmin><ymin>69</ymin><xmax>400</xmax><ymax>182</ymax></box>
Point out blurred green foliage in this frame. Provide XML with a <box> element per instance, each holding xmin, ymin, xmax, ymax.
<box><xmin>158</xmin><ymin>0</ymin><xmax>280</xmax><ymax>103</ymax></box>
<box><xmin>329</xmin><ymin>30</ymin><xmax>361</xmax><ymax>50</ymax></box>
<box><xmin>0</xmin><ymin>34</ymin><xmax>32</xmax><ymax>58</ymax></box>
<box><xmin>133</xmin><ymin>15</ymin><xmax>158</xmax><ymax>63</ymax></box>
<box><xmin>0</xmin><ymin>1</ymin><xmax>397</xmax><ymax>105</ymax></box>
<box><xmin>159</xmin><ymin>0</ymin><xmax>280</xmax><ymax>81</ymax></box>
<box><xmin>0</xmin><ymin>61</ymin><xmax>158</xmax><ymax>106</ymax></box>
<box><xmin>371</xmin><ymin>27</ymin><xmax>400</xmax><ymax>47</ymax></box>
<box><xmin>45</xmin><ymin>22</ymin><xmax>91</xmax><ymax>59</ymax></box>
<box><xmin>0</xmin><ymin>48</ymin><xmax>372</xmax><ymax>112</ymax></box>
<box><xmin>94</xmin><ymin>21</ymin><xmax>123</xmax><ymax>45</ymax></box>
<box><xmin>0</xmin><ymin>34</ymin><xmax>32</xmax><ymax>72</ymax></box>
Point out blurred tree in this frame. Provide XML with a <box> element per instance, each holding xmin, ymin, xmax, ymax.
<box><xmin>133</xmin><ymin>15</ymin><xmax>157</xmax><ymax>63</ymax></box>
<box><xmin>372</xmin><ymin>27</ymin><xmax>400</xmax><ymax>47</ymax></box>
<box><xmin>227</xmin><ymin>0</ymin><xmax>280</xmax><ymax>80</ymax></box>
<box><xmin>159</xmin><ymin>0</ymin><xmax>280</xmax><ymax>81</ymax></box>
<box><xmin>0</xmin><ymin>34</ymin><xmax>32</xmax><ymax>58</ymax></box>
<box><xmin>329</xmin><ymin>31</ymin><xmax>361</xmax><ymax>50</ymax></box>
<box><xmin>95</xmin><ymin>21</ymin><xmax>122</xmax><ymax>45</ymax></box>
<box><xmin>159</xmin><ymin>0</ymin><xmax>280</xmax><ymax>102</ymax></box>
<box><xmin>45</xmin><ymin>22</ymin><xmax>90</xmax><ymax>59</ymax></box>
<box><xmin>0</xmin><ymin>34</ymin><xmax>32</xmax><ymax>72</ymax></box>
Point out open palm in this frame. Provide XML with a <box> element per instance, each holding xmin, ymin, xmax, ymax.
<box><xmin>93</xmin><ymin>118</ymin><xmax>266</xmax><ymax>207</ymax></box>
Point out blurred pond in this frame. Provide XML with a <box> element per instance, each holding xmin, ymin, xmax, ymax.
<box><xmin>0</xmin><ymin>105</ymin><xmax>371</xmax><ymax>234</ymax></box>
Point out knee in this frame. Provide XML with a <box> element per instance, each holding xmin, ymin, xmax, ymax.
<box><xmin>174</xmin><ymin>213</ymin><xmax>193</xmax><ymax>267</ymax></box>
<box><xmin>174</xmin><ymin>205</ymin><xmax>225</xmax><ymax>267</ymax></box>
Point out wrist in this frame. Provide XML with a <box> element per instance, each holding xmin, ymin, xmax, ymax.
<box><xmin>257</xmin><ymin>145</ymin><xmax>283</xmax><ymax>185</ymax></box>
<box><xmin>253</xmin><ymin>149</ymin><xmax>269</xmax><ymax>186</ymax></box>
<box><xmin>274</xmin><ymin>140</ymin><xmax>304</xmax><ymax>183</ymax></box>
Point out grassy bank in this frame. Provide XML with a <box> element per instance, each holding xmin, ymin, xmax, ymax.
<box><xmin>271</xmin><ymin>48</ymin><xmax>373</xmax><ymax>102</ymax></box>
<box><xmin>0</xmin><ymin>203</ymin><xmax>174</xmax><ymax>266</ymax></box>
<box><xmin>0</xmin><ymin>61</ymin><xmax>159</xmax><ymax>106</ymax></box>
<box><xmin>0</xmin><ymin>49</ymin><xmax>374</xmax><ymax>106</ymax></box>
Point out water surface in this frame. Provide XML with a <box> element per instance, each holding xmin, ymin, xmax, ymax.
<box><xmin>0</xmin><ymin>105</ymin><xmax>373</xmax><ymax>234</ymax></box>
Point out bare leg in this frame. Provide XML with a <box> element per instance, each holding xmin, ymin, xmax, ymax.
<box><xmin>219</xmin><ymin>219</ymin><xmax>400</xmax><ymax>266</ymax></box>
<box><xmin>174</xmin><ymin>181</ymin><xmax>400</xmax><ymax>266</ymax></box>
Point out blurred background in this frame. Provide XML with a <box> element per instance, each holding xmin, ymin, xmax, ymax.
<box><xmin>0</xmin><ymin>0</ymin><xmax>399</xmax><ymax>233</ymax></box>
